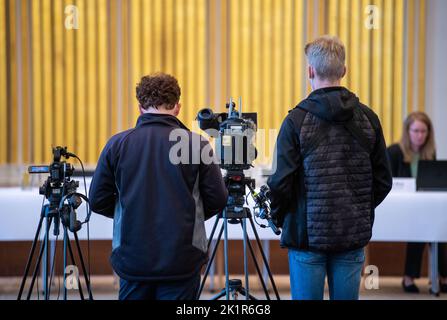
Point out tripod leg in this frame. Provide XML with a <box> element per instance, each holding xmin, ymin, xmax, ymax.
<box><xmin>66</xmin><ymin>234</ymin><xmax>85</xmax><ymax>300</ymax></box>
<box><xmin>209</xmin><ymin>240</ymin><xmax>217</xmax><ymax>292</ymax></box>
<box><xmin>207</xmin><ymin>216</ymin><xmax>220</xmax><ymax>251</ymax></box>
<box><xmin>47</xmin><ymin>239</ymin><xmax>58</xmax><ymax>298</ymax></box>
<box><xmin>242</xmin><ymin>218</ymin><xmax>250</xmax><ymax>300</ymax></box>
<box><xmin>223</xmin><ymin>211</ymin><xmax>230</xmax><ymax>300</ymax></box>
<box><xmin>73</xmin><ymin>232</ymin><xmax>94</xmax><ymax>300</ymax></box>
<box><xmin>197</xmin><ymin>222</ymin><xmax>224</xmax><ymax>299</ymax></box>
<box><xmin>63</xmin><ymin>226</ymin><xmax>68</xmax><ymax>300</ymax></box>
<box><xmin>43</xmin><ymin>215</ymin><xmax>51</xmax><ymax>300</ymax></box>
<box><xmin>26</xmin><ymin>216</ymin><xmax>53</xmax><ymax>300</ymax></box>
<box><xmin>18</xmin><ymin>215</ymin><xmax>44</xmax><ymax>300</ymax></box>
<box><xmin>210</xmin><ymin>288</ymin><xmax>228</xmax><ymax>300</ymax></box>
<box><xmin>239</xmin><ymin>223</ymin><xmax>271</xmax><ymax>300</ymax></box>
<box><xmin>248</xmin><ymin>217</ymin><xmax>280</xmax><ymax>300</ymax></box>
<box><xmin>26</xmin><ymin>237</ymin><xmax>45</xmax><ymax>300</ymax></box>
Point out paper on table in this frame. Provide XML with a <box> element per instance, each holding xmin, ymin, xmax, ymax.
<box><xmin>391</xmin><ymin>178</ymin><xmax>416</xmax><ymax>193</ymax></box>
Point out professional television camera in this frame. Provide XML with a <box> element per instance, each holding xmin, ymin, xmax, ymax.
<box><xmin>196</xmin><ymin>99</ymin><xmax>280</xmax><ymax>300</ymax></box>
<box><xmin>196</xmin><ymin>99</ymin><xmax>278</xmax><ymax>232</ymax></box>
<box><xmin>197</xmin><ymin>100</ymin><xmax>257</xmax><ymax>171</ymax></box>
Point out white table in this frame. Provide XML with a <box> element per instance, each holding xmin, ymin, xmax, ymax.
<box><xmin>0</xmin><ymin>187</ymin><xmax>276</xmax><ymax>241</ymax></box>
<box><xmin>372</xmin><ymin>190</ymin><xmax>447</xmax><ymax>295</ymax></box>
<box><xmin>1</xmin><ymin>185</ymin><xmax>447</xmax><ymax>295</ymax></box>
<box><xmin>0</xmin><ymin>183</ymin><xmax>277</xmax><ymax>293</ymax></box>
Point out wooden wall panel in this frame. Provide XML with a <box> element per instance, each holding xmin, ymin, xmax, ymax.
<box><xmin>0</xmin><ymin>0</ymin><xmax>427</xmax><ymax>162</ymax></box>
<box><xmin>0</xmin><ymin>1</ymin><xmax>7</xmax><ymax>164</ymax></box>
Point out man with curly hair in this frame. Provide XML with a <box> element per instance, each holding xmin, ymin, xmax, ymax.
<box><xmin>89</xmin><ymin>73</ymin><xmax>228</xmax><ymax>300</ymax></box>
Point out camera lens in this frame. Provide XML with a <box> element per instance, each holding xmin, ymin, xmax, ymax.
<box><xmin>197</xmin><ymin>108</ymin><xmax>214</xmax><ymax>121</ymax></box>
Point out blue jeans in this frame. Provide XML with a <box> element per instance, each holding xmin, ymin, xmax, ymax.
<box><xmin>288</xmin><ymin>247</ymin><xmax>365</xmax><ymax>300</ymax></box>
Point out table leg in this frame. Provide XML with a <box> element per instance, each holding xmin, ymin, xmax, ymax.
<box><xmin>262</xmin><ymin>240</ymin><xmax>270</xmax><ymax>290</ymax></box>
<box><xmin>430</xmin><ymin>242</ymin><xmax>440</xmax><ymax>296</ymax></box>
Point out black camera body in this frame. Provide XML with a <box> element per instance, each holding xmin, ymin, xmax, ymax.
<box><xmin>197</xmin><ymin>102</ymin><xmax>257</xmax><ymax>171</ymax></box>
<box><xmin>28</xmin><ymin>146</ymin><xmax>85</xmax><ymax>235</ymax></box>
<box><xmin>196</xmin><ymin>100</ymin><xmax>279</xmax><ymax>235</ymax></box>
<box><xmin>29</xmin><ymin>147</ymin><xmax>78</xmax><ymax>206</ymax></box>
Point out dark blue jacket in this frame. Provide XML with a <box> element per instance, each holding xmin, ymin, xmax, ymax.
<box><xmin>268</xmin><ymin>87</ymin><xmax>392</xmax><ymax>252</ymax></box>
<box><xmin>89</xmin><ymin>113</ymin><xmax>228</xmax><ymax>281</ymax></box>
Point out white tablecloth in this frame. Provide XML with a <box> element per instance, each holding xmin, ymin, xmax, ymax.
<box><xmin>1</xmin><ymin>185</ymin><xmax>447</xmax><ymax>242</ymax></box>
<box><xmin>372</xmin><ymin>191</ymin><xmax>447</xmax><ymax>242</ymax></box>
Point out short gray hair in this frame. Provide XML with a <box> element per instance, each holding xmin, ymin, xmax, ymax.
<box><xmin>304</xmin><ymin>35</ymin><xmax>346</xmax><ymax>81</ymax></box>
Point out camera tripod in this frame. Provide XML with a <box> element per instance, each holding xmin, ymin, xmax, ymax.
<box><xmin>17</xmin><ymin>199</ymin><xmax>93</xmax><ymax>300</ymax></box>
<box><xmin>196</xmin><ymin>173</ymin><xmax>280</xmax><ymax>300</ymax></box>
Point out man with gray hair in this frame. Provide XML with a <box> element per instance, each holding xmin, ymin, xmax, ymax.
<box><xmin>267</xmin><ymin>35</ymin><xmax>392</xmax><ymax>300</ymax></box>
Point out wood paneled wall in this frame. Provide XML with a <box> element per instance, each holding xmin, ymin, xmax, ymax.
<box><xmin>0</xmin><ymin>0</ymin><xmax>426</xmax><ymax>165</ymax></box>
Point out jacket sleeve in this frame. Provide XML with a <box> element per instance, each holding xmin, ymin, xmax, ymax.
<box><xmin>89</xmin><ymin>141</ymin><xmax>118</xmax><ymax>218</ymax></box>
<box><xmin>199</xmin><ymin>140</ymin><xmax>228</xmax><ymax>220</ymax></box>
<box><xmin>370</xmin><ymin>115</ymin><xmax>393</xmax><ymax>208</ymax></box>
<box><xmin>267</xmin><ymin>115</ymin><xmax>301</xmax><ymax>223</ymax></box>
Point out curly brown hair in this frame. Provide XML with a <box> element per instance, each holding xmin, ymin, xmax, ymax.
<box><xmin>136</xmin><ymin>73</ymin><xmax>181</xmax><ymax>110</ymax></box>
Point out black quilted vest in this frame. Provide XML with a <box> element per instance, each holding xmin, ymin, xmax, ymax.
<box><xmin>281</xmin><ymin>87</ymin><xmax>377</xmax><ymax>252</ymax></box>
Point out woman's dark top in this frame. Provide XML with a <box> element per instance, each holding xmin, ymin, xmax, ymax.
<box><xmin>387</xmin><ymin>143</ymin><xmax>436</xmax><ymax>178</ymax></box>
<box><xmin>387</xmin><ymin>144</ymin><xmax>412</xmax><ymax>177</ymax></box>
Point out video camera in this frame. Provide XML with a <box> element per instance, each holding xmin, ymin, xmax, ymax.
<box><xmin>29</xmin><ymin>146</ymin><xmax>79</xmax><ymax>205</ymax></box>
<box><xmin>196</xmin><ymin>99</ymin><xmax>279</xmax><ymax>235</ymax></box>
<box><xmin>28</xmin><ymin>146</ymin><xmax>85</xmax><ymax>234</ymax></box>
<box><xmin>197</xmin><ymin>99</ymin><xmax>257</xmax><ymax>171</ymax></box>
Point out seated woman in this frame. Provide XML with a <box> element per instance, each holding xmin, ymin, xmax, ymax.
<box><xmin>387</xmin><ymin>111</ymin><xmax>447</xmax><ymax>293</ymax></box>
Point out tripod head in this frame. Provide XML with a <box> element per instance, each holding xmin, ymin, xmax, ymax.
<box><xmin>222</xmin><ymin>170</ymin><xmax>280</xmax><ymax>235</ymax></box>
<box><xmin>223</xmin><ymin>170</ymin><xmax>255</xmax><ymax>219</ymax></box>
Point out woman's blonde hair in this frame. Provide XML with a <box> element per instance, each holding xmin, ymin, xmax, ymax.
<box><xmin>399</xmin><ymin>111</ymin><xmax>436</xmax><ymax>163</ymax></box>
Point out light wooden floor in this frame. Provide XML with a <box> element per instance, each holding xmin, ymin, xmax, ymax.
<box><xmin>2</xmin><ymin>275</ymin><xmax>446</xmax><ymax>300</ymax></box>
